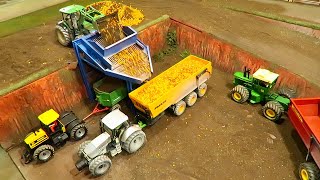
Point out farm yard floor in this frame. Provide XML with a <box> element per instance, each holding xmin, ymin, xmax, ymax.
<box><xmin>9</xmin><ymin>53</ymin><xmax>307</xmax><ymax>179</ymax></box>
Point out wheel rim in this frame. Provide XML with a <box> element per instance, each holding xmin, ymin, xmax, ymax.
<box><xmin>76</xmin><ymin>128</ymin><xmax>86</xmax><ymax>138</ymax></box>
<box><xmin>233</xmin><ymin>92</ymin><xmax>242</xmax><ymax>101</ymax></box>
<box><xmin>39</xmin><ymin>150</ymin><xmax>52</xmax><ymax>161</ymax></box>
<box><xmin>200</xmin><ymin>87</ymin><xmax>206</xmax><ymax>95</ymax></box>
<box><xmin>95</xmin><ymin>162</ymin><xmax>110</xmax><ymax>175</ymax></box>
<box><xmin>190</xmin><ymin>96</ymin><xmax>197</xmax><ymax>105</ymax></box>
<box><xmin>178</xmin><ymin>105</ymin><xmax>185</xmax><ymax>114</ymax></box>
<box><xmin>266</xmin><ymin>109</ymin><xmax>276</xmax><ymax>118</ymax></box>
<box><xmin>130</xmin><ymin>135</ymin><xmax>145</xmax><ymax>152</ymax></box>
<box><xmin>301</xmin><ymin>169</ymin><xmax>309</xmax><ymax>180</ymax></box>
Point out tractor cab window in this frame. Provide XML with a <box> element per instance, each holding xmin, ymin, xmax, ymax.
<box><xmin>255</xmin><ymin>79</ymin><xmax>269</xmax><ymax>88</ymax></box>
<box><xmin>62</xmin><ymin>13</ymin><xmax>70</xmax><ymax>21</ymax></box>
<box><xmin>43</xmin><ymin>121</ymin><xmax>62</xmax><ymax>135</ymax></box>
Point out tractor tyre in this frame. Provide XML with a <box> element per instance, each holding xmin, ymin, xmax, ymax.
<box><xmin>184</xmin><ymin>92</ymin><xmax>198</xmax><ymax>107</ymax></box>
<box><xmin>70</xmin><ymin>123</ymin><xmax>87</xmax><ymax>141</ymax></box>
<box><xmin>197</xmin><ymin>83</ymin><xmax>207</xmax><ymax>97</ymax></box>
<box><xmin>231</xmin><ymin>85</ymin><xmax>249</xmax><ymax>103</ymax></box>
<box><xmin>111</xmin><ymin>104</ymin><xmax>121</xmax><ymax>111</ymax></box>
<box><xmin>299</xmin><ymin>162</ymin><xmax>320</xmax><ymax>180</ymax></box>
<box><xmin>123</xmin><ymin>130</ymin><xmax>146</xmax><ymax>154</ymax></box>
<box><xmin>262</xmin><ymin>101</ymin><xmax>284</xmax><ymax>121</ymax></box>
<box><xmin>173</xmin><ymin>100</ymin><xmax>186</xmax><ymax>116</ymax></box>
<box><xmin>33</xmin><ymin>144</ymin><xmax>54</xmax><ymax>163</ymax></box>
<box><xmin>89</xmin><ymin>155</ymin><xmax>112</xmax><ymax>176</ymax></box>
<box><xmin>278</xmin><ymin>88</ymin><xmax>296</xmax><ymax>99</ymax></box>
<box><xmin>78</xmin><ymin>140</ymin><xmax>91</xmax><ymax>157</ymax></box>
<box><xmin>55</xmin><ymin>25</ymin><xmax>71</xmax><ymax>46</ymax></box>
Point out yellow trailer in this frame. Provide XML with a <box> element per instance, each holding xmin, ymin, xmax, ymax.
<box><xmin>129</xmin><ymin>55</ymin><xmax>212</xmax><ymax>125</ymax></box>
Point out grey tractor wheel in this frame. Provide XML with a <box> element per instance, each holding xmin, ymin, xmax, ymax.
<box><xmin>262</xmin><ymin>101</ymin><xmax>284</xmax><ymax>121</ymax></box>
<box><xmin>278</xmin><ymin>87</ymin><xmax>296</xmax><ymax>99</ymax></box>
<box><xmin>173</xmin><ymin>100</ymin><xmax>186</xmax><ymax>116</ymax></box>
<box><xmin>55</xmin><ymin>25</ymin><xmax>71</xmax><ymax>46</ymax></box>
<box><xmin>33</xmin><ymin>144</ymin><xmax>54</xmax><ymax>163</ymax></box>
<box><xmin>231</xmin><ymin>85</ymin><xmax>249</xmax><ymax>103</ymax></box>
<box><xmin>111</xmin><ymin>104</ymin><xmax>121</xmax><ymax>111</ymax></box>
<box><xmin>78</xmin><ymin>140</ymin><xmax>91</xmax><ymax>157</ymax></box>
<box><xmin>70</xmin><ymin>123</ymin><xmax>87</xmax><ymax>141</ymax></box>
<box><xmin>197</xmin><ymin>83</ymin><xmax>207</xmax><ymax>97</ymax></box>
<box><xmin>299</xmin><ymin>162</ymin><xmax>320</xmax><ymax>180</ymax></box>
<box><xmin>89</xmin><ymin>155</ymin><xmax>112</xmax><ymax>176</ymax></box>
<box><xmin>184</xmin><ymin>92</ymin><xmax>198</xmax><ymax>107</ymax></box>
<box><xmin>123</xmin><ymin>130</ymin><xmax>146</xmax><ymax>154</ymax></box>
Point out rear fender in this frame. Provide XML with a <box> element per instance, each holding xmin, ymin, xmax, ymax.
<box><xmin>120</xmin><ymin>125</ymin><xmax>142</xmax><ymax>143</ymax></box>
<box><xmin>275</xmin><ymin>96</ymin><xmax>290</xmax><ymax>110</ymax></box>
<box><xmin>249</xmin><ymin>90</ymin><xmax>262</xmax><ymax>104</ymax></box>
<box><xmin>60</xmin><ymin>112</ymin><xmax>81</xmax><ymax>133</ymax></box>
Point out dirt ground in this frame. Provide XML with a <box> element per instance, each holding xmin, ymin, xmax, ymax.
<box><xmin>8</xmin><ymin>53</ymin><xmax>307</xmax><ymax>179</ymax></box>
<box><xmin>0</xmin><ymin>0</ymin><xmax>319</xmax><ymax>91</ymax></box>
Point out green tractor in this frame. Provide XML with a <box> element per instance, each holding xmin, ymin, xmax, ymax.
<box><xmin>55</xmin><ymin>5</ymin><xmax>106</xmax><ymax>46</ymax></box>
<box><xmin>231</xmin><ymin>67</ymin><xmax>294</xmax><ymax>122</ymax></box>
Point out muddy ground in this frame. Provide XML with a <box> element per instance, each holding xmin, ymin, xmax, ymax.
<box><xmin>9</xmin><ymin>53</ymin><xmax>306</xmax><ymax>179</ymax></box>
<box><xmin>0</xmin><ymin>0</ymin><xmax>320</xmax><ymax>90</ymax></box>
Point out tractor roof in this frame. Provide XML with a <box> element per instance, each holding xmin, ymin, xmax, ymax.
<box><xmin>38</xmin><ymin>109</ymin><xmax>59</xmax><ymax>125</ymax></box>
<box><xmin>59</xmin><ymin>5</ymin><xmax>85</xmax><ymax>14</ymax></box>
<box><xmin>101</xmin><ymin>109</ymin><xmax>128</xmax><ymax>130</ymax></box>
<box><xmin>253</xmin><ymin>69</ymin><xmax>279</xmax><ymax>84</ymax></box>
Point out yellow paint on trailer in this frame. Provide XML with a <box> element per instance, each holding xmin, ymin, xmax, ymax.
<box><xmin>129</xmin><ymin>55</ymin><xmax>212</xmax><ymax>118</ymax></box>
<box><xmin>38</xmin><ymin>109</ymin><xmax>60</xmax><ymax>125</ymax></box>
<box><xmin>24</xmin><ymin>128</ymin><xmax>49</xmax><ymax>149</ymax></box>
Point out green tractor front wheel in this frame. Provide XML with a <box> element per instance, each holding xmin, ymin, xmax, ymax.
<box><xmin>231</xmin><ymin>85</ymin><xmax>249</xmax><ymax>103</ymax></box>
<box><xmin>262</xmin><ymin>101</ymin><xmax>284</xmax><ymax>121</ymax></box>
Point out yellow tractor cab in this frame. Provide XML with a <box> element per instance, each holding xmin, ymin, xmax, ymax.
<box><xmin>22</xmin><ymin>109</ymin><xmax>87</xmax><ymax>164</ymax></box>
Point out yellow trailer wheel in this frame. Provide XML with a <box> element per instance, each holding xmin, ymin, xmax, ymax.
<box><xmin>185</xmin><ymin>92</ymin><xmax>197</xmax><ymax>107</ymax></box>
<box><xmin>174</xmin><ymin>100</ymin><xmax>186</xmax><ymax>116</ymax></box>
<box><xmin>197</xmin><ymin>83</ymin><xmax>207</xmax><ymax>97</ymax></box>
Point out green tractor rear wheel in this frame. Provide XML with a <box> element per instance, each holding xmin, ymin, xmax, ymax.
<box><xmin>231</xmin><ymin>85</ymin><xmax>249</xmax><ymax>103</ymax></box>
<box><xmin>262</xmin><ymin>101</ymin><xmax>284</xmax><ymax>121</ymax></box>
<box><xmin>299</xmin><ymin>162</ymin><xmax>320</xmax><ymax>180</ymax></box>
<box><xmin>278</xmin><ymin>87</ymin><xmax>296</xmax><ymax>99</ymax></box>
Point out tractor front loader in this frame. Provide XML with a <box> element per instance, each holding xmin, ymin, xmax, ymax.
<box><xmin>22</xmin><ymin>109</ymin><xmax>87</xmax><ymax>164</ymax></box>
<box><xmin>75</xmin><ymin>109</ymin><xmax>146</xmax><ymax>176</ymax></box>
<box><xmin>231</xmin><ymin>67</ymin><xmax>294</xmax><ymax>122</ymax></box>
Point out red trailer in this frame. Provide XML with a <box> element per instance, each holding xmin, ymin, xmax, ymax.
<box><xmin>288</xmin><ymin>97</ymin><xmax>320</xmax><ymax>180</ymax></box>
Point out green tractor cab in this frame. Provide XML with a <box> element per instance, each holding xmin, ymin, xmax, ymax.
<box><xmin>55</xmin><ymin>4</ymin><xmax>106</xmax><ymax>46</ymax></box>
<box><xmin>231</xmin><ymin>67</ymin><xmax>292</xmax><ymax>122</ymax></box>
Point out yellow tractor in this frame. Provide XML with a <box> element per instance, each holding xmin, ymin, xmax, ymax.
<box><xmin>22</xmin><ymin>109</ymin><xmax>87</xmax><ymax>164</ymax></box>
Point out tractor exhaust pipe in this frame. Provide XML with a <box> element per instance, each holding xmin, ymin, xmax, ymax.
<box><xmin>75</xmin><ymin>158</ymin><xmax>88</xmax><ymax>171</ymax></box>
<box><xmin>244</xmin><ymin>67</ymin><xmax>251</xmax><ymax>78</ymax></box>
